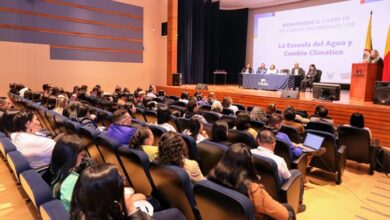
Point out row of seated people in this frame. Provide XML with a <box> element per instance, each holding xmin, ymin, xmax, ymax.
<box><xmin>2</xmin><ymin>98</ymin><xmax>299</xmax><ymax>219</ymax></box>
<box><xmin>4</xmin><ymin>84</ymin><xmax>377</xmax><ymax>218</ymax></box>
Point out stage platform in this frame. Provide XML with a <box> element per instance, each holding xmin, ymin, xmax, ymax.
<box><xmin>157</xmin><ymin>84</ymin><xmax>390</xmax><ymax>148</ymax></box>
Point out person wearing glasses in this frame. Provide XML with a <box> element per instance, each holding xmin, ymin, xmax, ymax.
<box><xmin>107</xmin><ymin>109</ymin><xmax>137</xmax><ymax>145</ymax></box>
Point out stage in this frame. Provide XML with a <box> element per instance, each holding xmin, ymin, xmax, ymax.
<box><xmin>156</xmin><ymin>84</ymin><xmax>390</xmax><ymax>148</ymax></box>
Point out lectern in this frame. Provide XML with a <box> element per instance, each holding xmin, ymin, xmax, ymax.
<box><xmin>350</xmin><ymin>63</ymin><xmax>379</xmax><ymax>102</ymax></box>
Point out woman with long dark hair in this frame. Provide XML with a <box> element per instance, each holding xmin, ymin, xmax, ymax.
<box><xmin>182</xmin><ymin>116</ymin><xmax>208</xmax><ymax>143</ymax></box>
<box><xmin>208</xmin><ymin>143</ymin><xmax>292</xmax><ymax>220</ymax></box>
<box><xmin>48</xmin><ymin>135</ymin><xmax>86</xmax><ymax>210</ymax></box>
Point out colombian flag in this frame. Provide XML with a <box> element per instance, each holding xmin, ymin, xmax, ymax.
<box><xmin>383</xmin><ymin>26</ymin><xmax>390</xmax><ymax>81</ymax></box>
<box><xmin>363</xmin><ymin>12</ymin><xmax>373</xmax><ymax>61</ymax></box>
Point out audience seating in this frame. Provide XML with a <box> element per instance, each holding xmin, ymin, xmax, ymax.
<box><xmin>64</xmin><ymin>120</ymin><xmax>81</xmax><ymax>134</ymax></box>
<box><xmin>222</xmin><ymin>108</ymin><xmax>235</xmax><ymax>116</ymax></box>
<box><xmin>147</xmin><ymin>124</ymin><xmax>167</xmax><ymax>146</ymax></box>
<box><xmin>306</xmin><ymin>121</ymin><xmax>334</xmax><ymax>134</ymax></box>
<box><xmin>199</xmin><ymin>105</ymin><xmax>211</xmax><ymax>112</ymax></box>
<box><xmin>144</xmin><ymin>109</ymin><xmax>158</xmax><ymax>123</ymax></box>
<box><xmin>78</xmin><ymin>126</ymin><xmax>104</xmax><ymax>163</ymax></box>
<box><xmin>221</xmin><ymin>115</ymin><xmax>236</xmax><ymax>129</ymax></box>
<box><xmin>304</xmin><ymin>130</ymin><xmax>347</xmax><ymax>184</ymax></box>
<box><xmin>117</xmin><ymin>146</ymin><xmax>157</xmax><ymax>197</ymax></box>
<box><xmin>19</xmin><ymin>169</ymin><xmax>53</xmax><ymax>209</ymax></box>
<box><xmin>249</xmin><ymin>120</ymin><xmax>265</xmax><ymax>133</ymax></box>
<box><xmin>197</xmin><ymin>141</ymin><xmax>228</xmax><ymax>175</ymax></box>
<box><xmin>95</xmin><ymin>110</ymin><xmax>112</xmax><ymax>127</ymax></box>
<box><xmin>201</xmin><ymin>111</ymin><xmax>221</xmax><ymax>124</ymax></box>
<box><xmin>234</xmin><ymin>104</ymin><xmax>246</xmax><ymax>111</ymax></box>
<box><xmin>176</xmin><ymin>118</ymin><xmax>191</xmax><ymax>133</ymax></box>
<box><xmin>45</xmin><ymin>110</ymin><xmax>63</xmax><ymax>137</ymax></box>
<box><xmin>53</xmin><ymin>114</ymin><xmax>69</xmax><ymax>134</ymax></box>
<box><xmin>252</xmin><ymin>155</ymin><xmax>303</xmax><ymax>213</ymax></box>
<box><xmin>194</xmin><ymin>180</ymin><xmax>255</xmax><ymax>220</ymax></box>
<box><xmin>94</xmin><ymin>135</ymin><xmax>131</xmax><ymax>185</ymax></box>
<box><xmin>227</xmin><ymin>129</ymin><xmax>257</xmax><ymax>149</ymax></box>
<box><xmin>169</xmin><ymin>105</ymin><xmax>185</xmax><ymax>117</ymax></box>
<box><xmin>150</xmin><ymin>164</ymin><xmax>200</xmax><ymax>220</ymax></box>
<box><xmin>173</xmin><ymin>101</ymin><xmax>187</xmax><ymax>107</ymax></box>
<box><xmin>280</xmin><ymin>125</ymin><xmax>303</xmax><ymax>143</ymax></box>
<box><xmin>338</xmin><ymin>126</ymin><xmax>375</xmax><ymax>174</ymax></box>
<box><xmin>181</xmin><ymin>134</ymin><xmax>204</xmax><ymax>172</ymax></box>
<box><xmin>0</xmin><ymin>137</ymin><xmax>17</xmax><ymax>158</ymax></box>
<box><xmin>203</xmin><ymin>123</ymin><xmax>213</xmax><ymax>138</ymax></box>
<box><xmin>168</xmin><ymin>95</ymin><xmax>179</xmax><ymax>101</ymax></box>
<box><xmin>134</xmin><ymin>107</ymin><xmax>146</xmax><ymax>122</ymax></box>
<box><xmin>39</xmin><ymin>199</ymin><xmax>70</xmax><ymax>220</ymax></box>
<box><xmin>7</xmin><ymin>151</ymin><xmax>32</xmax><ymax>182</ymax></box>
<box><xmin>274</xmin><ymin>140</ymin><xmax>308</xmax><ymax>177</ymax></box>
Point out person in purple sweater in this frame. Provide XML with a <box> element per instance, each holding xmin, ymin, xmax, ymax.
<box><xmin>106</xmin><ymin>109</ymin><xmax>137</xmax><ymax>146</ymax></box>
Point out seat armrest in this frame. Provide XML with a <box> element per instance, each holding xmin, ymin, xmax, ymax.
<box><xmin>281</xmin><ymin>169</ymin><xmax>303</xmax><ymax>214</ymax></box>
<box><xmin>292</xmin><ymin>153</ymin><xmax>308</xmax><ymax>177</ymax></box>
<box><xmin>337</xmin><ymin>145</ymin><xmax>347</xmax><ymax>177</ymax></box>
<box><xmin>337</xmin><ymin>144</ymin><xmax>347</xmax><ymax>155</ymax></box>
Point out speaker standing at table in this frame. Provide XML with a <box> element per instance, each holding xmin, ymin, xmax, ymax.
<box><xmin>300</xmin><ymin>64</ymin><xmax>319</xmax><ymax>92</ymax></box>
<box><xmin>291</xmin><ymin>63</ymin><xmax>305</xmax><ymax>91</ymax></box>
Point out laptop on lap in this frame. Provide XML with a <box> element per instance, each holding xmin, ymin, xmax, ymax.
<box><xmin>300</xmin><ymin>133</ymin><xmax>324</xmax><ymax>153</ymax></box>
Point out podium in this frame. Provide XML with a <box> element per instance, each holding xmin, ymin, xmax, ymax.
<box><xmin>350</xmin><ymin>63</ymin><xmax>380</xmax><ymax>102</ymax></box>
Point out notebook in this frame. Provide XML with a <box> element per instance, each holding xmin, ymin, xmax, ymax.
<box><xmin>300</xmin><ymin>133</ymin><xmax>325</xmax><ymax>152</ymax></box>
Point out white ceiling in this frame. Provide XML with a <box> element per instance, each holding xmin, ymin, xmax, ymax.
<box><xmin>219</xmin><ymin>0</ymin><xmax>304</xmax><ymax>9</ymax></box>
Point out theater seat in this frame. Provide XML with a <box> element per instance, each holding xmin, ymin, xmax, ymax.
<box><xmin>134</xmin><ymin>107</ymin><xmax>146</xmax><ymax>122</ymax></box>
<box><xmin>197</xmin><ymin>141</ymin><xmax>228</xmax><ymax>175</ymax></box>
<box><xmin>64</xmin><ymin>120</ymin><xmax>81</xmax><ymax>134</ymax></box>
<box><xmin>280</xmin><ymin>125</ymin><xmax>302</xmax><ymax>143</ymax></box>
<box><xmin>249</xmin><ymin>120</ymin><xmax>265</xmax><ymax>133</ymax></box>
<box><xmin>144</xmin><ymin>109</ymin><xmax>158</xmax><ymax>123</ymax></box>
<box><xmin>304</xmin><ymin>130</ymin><xmax>347</xmax><ymax>184</ymax></box>
<box><xmin>78</xmin><ymin>126</ymin><xmax>104</xmax><ymax>163</ymax></box>
<box><xmin>150</xmin><ymin>164</ymin><xmax>200</xmax><ymax>220</ymax></box>
<box><xmin>147</xmin><ymin>124</ymin><xmax>167</xmax><ymax>146</ymax></box>
<box><xmin>176</xmin><ymin>118</ymin><xmax>191</xmax><ymax>133</ymax></box>
<box><xmin>181</xmin><ymin>134</ymin><xmax>204</xmax><ymax>172</ymax></box>
<box><xmin>194</xmin><ymin>180</ymin><xmax>255</xmax><ymax>220</ymax></box>
<box><xmin>117</xmin><ymin>146</ymin><xmax>157</xmax><ymax>197</ymax></box>
<box><xmin>20</xmin><ymin>169</ymin><xmax>53</xmax><ymax>209</ymax></box>
<box><xmin>252</xmin><ymin>155</ymin><xmax>303</xmax><ymax>213</ymax></box>
<box><xmin>201</xmin><ymin>111</ymin><xmax>221</xmax><ymax>124</ymax></box>
<box><xmin>7</xmin><ymin>151</ymin><xmax>32</xmax><ymax>182</ymax></box>
<box><xmin>40</xmin><ymin>199</ymin><xmax>70</xmax><ymax>220</ymax></box>
<box><xmin>306</xmin><ymin>121</ymin><xmax>334</xmax><ymax>134</ymax></box>
<box><xmin>338</xmin><ymin>126</ymin><xmax>375</xmax><ymax>174</ymax></box>
<box><xmin>227</xmin><ymin>129</ymin><xmax>257</xmax><ymax>149</ymax></box>
<box><xmin>274</xmin><ymin>140</ymin><xmax>308</xmax><ymax>177</ymax></box>
<box><xmin>0</xmin><ymin>137</ymin><xmax>17</xmax><ymax>158</ymax></box>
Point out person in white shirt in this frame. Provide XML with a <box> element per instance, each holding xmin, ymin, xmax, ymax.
<box><xmin>182</xmin><ymin>116</ymin><xmax>209</xmax><ymax>144</ymax></box>
<box><xmin>222</xmin><ymin>97</ymin><xmax>239</xmax><ymax>114</ymax></box>
<box><xmin>251</xmin><ymin>129</ymin><xmax>306</xmax><ymax>212</ymax></box>
<box><xmin>9</xmin><ymin>111</ymin><xmax>56</xmax><ymax>170</ymax></box>
<box><xmin>251</xmin><ymin>130</ymin><xmax>291</xmax><ymax>181</ymax></box>
<box><xmin>267</xmin><ymin>64</ymin><xmax>278</xmax><ymax>74</ymax></box>
<box><xmin>146</xmin><ymin>85</ymin><xmax>158</xmax><ymax>98</ymax></box>
<box><xmin>156</xmin><ymin>106</ymin><xmax>176</xmax><ymax>132</ymax></box>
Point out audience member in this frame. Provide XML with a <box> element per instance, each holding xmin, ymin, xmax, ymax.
<box><xmin>47</xmin><ymin>135</ymin><xmax>87</xmax><ymax>210</ymax></box>
<box><xmin>147</xmin><ymin>85</ymin><xmax>158</xmax><ymax>98</ymax></box>
<box><xmin>130</xmin><ymin>127</ymin><xmax>158</xmax><ymax>162</ymax></box>
<box><xmin>346</xmin><ymin>112</ymin><xmax>372</xmax><ymax>139</ymax></box>
<box><xmin>182</xmin><ymin>116</ymin><xmax>209</xmax><ymax>143</ymax></box>
<box><xmin>249</xmin><ymin>106</ymin><xmax>268</xmax><ymax>123</ymax></box>
<box><xmin>235</xmin><ymin>112</ymin><xmax>257</xmax><ymax>139</ymax></box>
<box><xmin>211</xmin><ymin>120</ymin><xmax>231</xmax><ymax>146</ymax></box>
<box><xmin>266</xmin><ymin>103</ymin><xmax>277</xmax><ymax>115</ymax></box>
<box><xmin>107</xmin><ymin>109</ymin><xmax>137</xmax><ymax>145</ymax></box>
<box><xmin>183</xmin><ymin>98</ymin><xmax>208</xmax><ymax>124</ymax></box>
<box><xmin>251</xmin><ymin>130</ymin><xmax>305</xmax><ymax>212</ymax></box>
<box><xmin>282</xmin><ymin>107</ymin><xmax>305</xmax><ymax>135</ymax></box>
<box><xmin>157</xmin><ymin>131</ymin><xmax>205</xmax><ymax>183</ymax></box>
<box><xmin>0</xmin><ymin>97</ymin><xmax>13</xmax><ymax>118</ymax></box>
<box><xmin>77</xmin><ymin>105</ymin><xmax>99</xmax><ymax>131</ymax></box>
<box><xmin>222</xmin><ymin>97</ymin><xmax>238</xmax><ymax>114</ymax></box>
<box><xmin>210</xmin><ymin>100</ymin><xmax>223</xmax><ymax>117</ymax></box>
<box><xmin>70</xmin><ymin>163</ymin><xmax>150</xmax><ymax>220</ymax></box>
<box><xmin>178</xmin><ymin>91</ymin><xmax>189</xmax><ymax>104</ymax></box>
<box><xmin>8</xmin><ymin>110</ymin><xmax>56</xmax><ymax>169</ymax></box>
<box><xmin>156</xmin><ymin>106</ymin><xmax>176</xmax><ymax>132</ymax></box>
<box><xmin>207</xmin><ymin>92</ymin><xmax>216</xmax><ymax>105</ymax></box>
<box><xmin>208</xmin><ymin>143</ymin><xmax>293</xmax><ymax>220</ymax></box>
<box><xmin>310</xmin><ymin>105</ymin><xmax>334</xmax><ymax>125</ymax></box>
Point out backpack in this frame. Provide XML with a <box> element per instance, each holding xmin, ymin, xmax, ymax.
<box><xmin>375</xmin><ymin>147</ymin><xmax>390</xmax><ymax>175</ymax></box>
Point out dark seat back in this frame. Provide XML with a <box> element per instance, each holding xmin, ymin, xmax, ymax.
<box><xmin>78</xmin><ymin>126</ymin><xmax>104</xmax><ymax>163</ymax></box>
<box><xmin>117</xmin><ymin>146</ymin><xmax>156</xmax><ymax>197</ymax></box>
<box><xmin>194</xmin><ymin>180</ymin><xmax>255</xmax><ymax>220</ymax></box>
<box><xmin>144</xmin><ymin>109</ymin><xmax>158</xmax><ymax>123</ymax></box>
<box><xmin>221</xmin><ymin>115</ymin><xmax>237</xmax><ymax>129</ymax></box>
<box><xmin>280</xmin><ymin>125</ymin><xmax>302</xmax><ymax>143</ymax></box>
<box><xmin>201</xmin><ymin>111</ymin><xmax>221</xmax><ymax>124</ymax></box>
<box><xmin>197</xmin><ymin>141</ymin><xmax>228</xmax><ymax>175</ymax></box>
<box><xmin>150</xmin><ymin>164</ymin><xmax>199</xmax><ymax>220</ymax></box>
<box><xmin>134</xmin><ymin>107</ymin><xmax>146</xmax><ymax>122</ymax></box>
<box><xmin>274</xmin><ymin>140</ymin><xmax>294</xmax><ymax>170</ymax></box>
<box><xmin>227</xmin><ymin>129</ymin><xmax>257</xmax><ymax>148</ymax></box>
<box><xmin>249</xmin><ymin>120</ymin><xmax>265</xmax><ymax>133</ymax></box>
<box><xmin>176</xmin><ymin>117</ymin><xmax>191</xmax><ymax>133</ymax></box>
<box><xmin>306</xmin><ymin>121</ymin><xmax>334</xmax><ymax>134</ymax></box>
<box><xmin>147</xmin><ymin>124</ymin><xmax>167</xmax><ymax>146</ymax></box>
<box><xmin>252</xmin><ymin>155</ymin><xmax>282</xmax><ymax>201</ymax></box>
<box><xmin>222</xmin><ymin>108</ymin><xmax>235</xmax><ymax>116</ymax></box>
<box><xmin>338</xmin><ymin>126</ymin><xmax>371</xmax><ymax>164</ymax></box>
